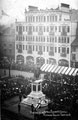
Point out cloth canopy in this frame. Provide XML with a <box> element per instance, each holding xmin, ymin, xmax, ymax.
<box><xmin>40</xmin><ymin>64</ymin><xmax>78</xmax><ymax>76</ymax></box>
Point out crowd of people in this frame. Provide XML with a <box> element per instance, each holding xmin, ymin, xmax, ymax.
<box><xmin>42</xmin><ymin>73</ymin><xmax>78</xmax><ymax>118</ymax></box>
<box><xmin>1</xmin><ymin>69</ymin><xmax>78</xmax><ymax>120</ymax></box>
<box><xmin>1</xmin><ymin>76</ymin><xmax>31</xmax><ymax>104</ymax></box>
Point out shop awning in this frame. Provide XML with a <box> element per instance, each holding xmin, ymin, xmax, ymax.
<box><xmin>40</xmin><ymin>64</ymin><xmax>78</xmax><ymax>76</ymax></box>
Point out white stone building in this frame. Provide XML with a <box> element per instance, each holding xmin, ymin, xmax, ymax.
<box><xmin>15</xmin><ymin>3</ymin><xmax>77</xmax><ymax>67</ymax></box>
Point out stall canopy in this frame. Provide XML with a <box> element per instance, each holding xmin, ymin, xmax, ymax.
<box><xmin>40</xmin><ymin>64</ymin><xmax>78</xmax><ymax>76</ymax></box>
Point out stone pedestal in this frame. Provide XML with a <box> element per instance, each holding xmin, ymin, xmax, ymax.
<box><xmin>21</xmin><ymin>79</ymin><xmax>48</xmax><ymax>107</ymax></box>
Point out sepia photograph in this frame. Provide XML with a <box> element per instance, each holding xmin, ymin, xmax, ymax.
<box><xmin>0</xmin><ymin>0</ymin><xmax>78</xmax><ymax>120</ymax></box>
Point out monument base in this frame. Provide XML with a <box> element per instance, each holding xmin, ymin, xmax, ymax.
<box><xmin>21</xmin><ymin>91</ymin><xmax>48</xmax><ymax>108</ymax></box>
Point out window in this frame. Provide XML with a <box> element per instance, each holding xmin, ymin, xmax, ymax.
<box><xmin>67</xmin><ymin>37</ymin><xmax>69</xmax><ymax>43</ymax></box>
<box><xmin>36</xmin><ymin>16</ymin><xmax>38</xmax><ymax>22</ymax></box>
<box><xmin>39</xmin><ymin>46</ymin><xmax>42</xmax><ymax>51</ymax></box>
<box><xmin>50</xmin><ymin>26</ymin><xmax>54</xmax><ymax>32</ymax></box>
<box><xmin>38</xmin><ymin>84</ymin><xmax>40</xmax><ymax>91</ymax></box>
<box><xmin>59</xmin><ymin>26</ymin><xmax>61</xmax><ymax>32</ymax></box>
<box><xmin>47</xmin><ymin>26</ymin><xmax>49</xmax><ymax>32</ymax></box>
<box><xmin>55</xmin><ymin>37</ymin><xmax>57</xmax><ymax>42</ymax></box>
<box><xmin>64</xmin><ymin>37</ymin><xmax>66</xmax><ymax>43</ymax></box>
<box><xmin>36</xmin><ymin>46</ymin><xmax>38</xmax><ymax>51</ymax></box>
<box><xmin>47</xmin><ymin>46</ymin><xmax>49</xmax><ymax>52</ymax></box>
<box><xmin>47</xmin><ymin>16</ymin><xmax>49</xmax><ymax>22</ymax></box>
<box><xmin>62</xmin><ymin>47</ymin><xmax>66</xmax><ymax>53</ymax></box>
<box><xmin>58</xmin><ymin>47</ymin><xmax>60</xmax><ymax>53</ymax></box>
<box><xmin>33</xmin><ymin>46</ymin><xmax>34</xmax><ymax>51</ymax></box>
<box><xmin>16</xmin><ymin>44</ymin><xmax>18</xmax><ymax>49</ymax></box>
<box><xmin>55</xmin><ymin>16</ymin><xmax>57</xmax><ymax>21</ymax></box>
<box><xmin>50</xmin><ymin>16</ymin><xmax>54</xmax><ymax>22</ymax></box>
<box><xmin>19</xmin><ymin>36</ymin><xmax>22</xmax><ymax>41</ymax></box>
<box><xmin>39</xmin><ymin>16</ymin><xmax>40</xmax><ymax>22</ymax></box>
<box><xmin>58</xmin><ymin>37</ymin><xmax>61</xmax><ymax>43</ymax></box>
<box><xmin>67</xmin><ymin>48</ymin><xmax>69</xmax><ymax>54</ymax></box>
<box><xmin>67</xmin><ymin>26</ymin><xmax>70</xmax><ymax>32</ymax></box>
<box><xmin>39</xmin><ymin>36</ymin><xmax>40</xmax><ymax>42</ymax></box>
<box><xmin>36</xmin><ymin>36</ymin><xmax>38</xmax><ymax>41</ymax></box>
<box><xmin>44</xmin><ymin>16</ymin><xmax>46</xmax><ymax>22</ymax></box>
<box><xmin>19</xmin><ymin>26</ymin><xmax>22</xmax><ymax>34</ymax></box>
<box><xmin>55</xmin><ymin>26</ymin><xmax>57</xmax><ymax>32</ymax></box>
<box><xmin>33</xmin><ymin>85</ymin><xmax>36</xmax><ymax>91</ymax></box>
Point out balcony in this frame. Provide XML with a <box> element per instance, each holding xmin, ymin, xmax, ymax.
<box><xmin>38</xmin><ymin>51</ymin><xmax>43</xmax><ymax>55</ymax></box>
<box><xmin>60</xmin><ymin>53</ymin><xmax>66</xmax><ymax>57</ymax></box>
<box><xmin>49</xmin><ymin>51</ymin><xmax>54</xmax><ymax>56</ymax></box>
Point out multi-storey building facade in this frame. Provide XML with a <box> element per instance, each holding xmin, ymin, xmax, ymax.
<box><xmin>0</xmin><ymin>24</ymin><xmax>15</xmax><ymax>60</ymax></box>
<box><xmin>71</xmin><ymin>22</ymin><xmax>78</xmax><ymax>68</ymax></box>
<box><xmin>15</xmin><ymin>3</ymin><xmax>77</xmax><ymax>67</ymax></box>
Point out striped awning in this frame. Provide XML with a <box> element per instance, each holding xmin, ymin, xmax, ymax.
<box><xmin>40</xmin><ymin>64</ymin><xmax>78</xmax><ymax>76</ymax></box>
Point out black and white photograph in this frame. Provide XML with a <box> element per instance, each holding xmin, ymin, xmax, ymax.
<box><xmin>0</xmin><ymin>0</ymin><xmax>78</xmax><ymax>120</ymax></box>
